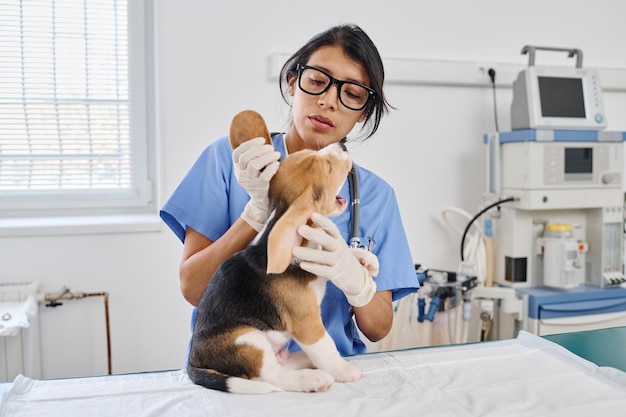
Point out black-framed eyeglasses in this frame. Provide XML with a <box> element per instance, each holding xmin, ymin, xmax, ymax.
<box><xmin>296</xmin><ymin>64</ymin><xmax>375</xmax><ymax>111</ymax></box>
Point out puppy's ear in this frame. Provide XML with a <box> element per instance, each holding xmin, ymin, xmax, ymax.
<box><xmin>266</xmin><ymin>189</ymin><xmax>314</xmax><ymax>274</ymax></box>
<box><xmin>229</xmin><ymin>110</ymin><xmax>271</xmax><ymax>150</ymax></box>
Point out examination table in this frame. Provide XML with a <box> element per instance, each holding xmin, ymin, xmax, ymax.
<box><xmin>1</xmin><ymin>328</ymin><xmax>625</xmax><ymax>417</ymax></box>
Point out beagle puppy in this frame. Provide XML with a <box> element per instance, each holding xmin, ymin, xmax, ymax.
<box><xmin>187</xmin><ymin>111</ymin><xmax>363</xmax><ymax>393</ymax></box>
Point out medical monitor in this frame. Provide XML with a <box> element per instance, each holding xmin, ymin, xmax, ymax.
<box><xmin>511</xmin><ymin>66</ymin><xmax>606</xmax><ymax>130</ymax></box>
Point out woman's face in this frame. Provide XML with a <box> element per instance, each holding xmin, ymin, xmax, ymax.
<box><xmin>286</xmin><ymin>45</ymin><xmax>370</xmax><ymax>152</ymax></box>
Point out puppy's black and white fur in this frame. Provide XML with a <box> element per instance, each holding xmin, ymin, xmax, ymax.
<box><xmin>187</xmin><ymin>141</ymin><xmax>364</xmax><ymax>394</ymax></box>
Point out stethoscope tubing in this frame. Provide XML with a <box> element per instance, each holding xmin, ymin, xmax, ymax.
<box><xmin>348</xmin><ymin>166</ymin><xmax>361</xmax><ymax>249</ymax></box>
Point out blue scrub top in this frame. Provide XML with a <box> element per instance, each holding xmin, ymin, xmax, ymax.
<box><xmin>160</xmin><ymin>134</ymin><xmax>419</xmax><ymax>355</ymax></box>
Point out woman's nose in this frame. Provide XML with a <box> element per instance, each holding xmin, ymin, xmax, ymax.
<box><xmin>318</xmin><ymin>83</ymin><xmax>339</xmax><ymax>109</ymax></box>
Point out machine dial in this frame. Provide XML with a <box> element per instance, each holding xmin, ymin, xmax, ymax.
<box><xmin>601</xmin><ymin>172</ymin><xmax>620</xmax><ymax>185</ymax></box>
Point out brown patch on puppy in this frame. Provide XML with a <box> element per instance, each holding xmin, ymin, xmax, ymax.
<box><xmin>268</xmin><ymin>278</ymin><xmax>327</xmax><ymax>346</ymax></box>
<box><xmin>189</xmin><ymin>327</ymin><xmax>265</xmax><ymax>379</ymax></box>
<box><xmin>229</xmin><ymin>109</ymin><xmax>272</xmax><ymax>150</ymax></box>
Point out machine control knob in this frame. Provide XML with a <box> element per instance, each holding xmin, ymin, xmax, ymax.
<box><xmin>601</xmin><ymin>172</ymin><xmax>620</xmax><ymax>184</ymax></box>
<box><xmin>595</xmin><ymin>113</ymin><xmax>604</xmax><ymax>124</ymax></box>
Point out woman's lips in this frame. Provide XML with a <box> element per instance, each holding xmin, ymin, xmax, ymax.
<box><xmin>309</xmin><ymin>115</ymin><xmax>334</xmax><ymax>131</ymax></box>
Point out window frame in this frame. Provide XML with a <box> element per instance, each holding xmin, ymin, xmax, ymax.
<box><xmin>0</xmin><ymin>0</ymin><xmax>158</xmax><ymax>225</ymax></box>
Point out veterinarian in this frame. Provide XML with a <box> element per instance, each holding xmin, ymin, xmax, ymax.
<box><xmin>160</xmin><ymin>23</ymin><xmax>419</xmax><ymax>356</ymax></box>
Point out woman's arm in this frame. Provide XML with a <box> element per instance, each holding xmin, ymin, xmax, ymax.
<box><xmin>353</xmin><ymin>290</ymin><xmax>393</xmax><ymax>342</ymax></box>
<box><xmin>179</xmin><ymin>218</ymin><xmax>258</xmax><ymax>306</ymax></box>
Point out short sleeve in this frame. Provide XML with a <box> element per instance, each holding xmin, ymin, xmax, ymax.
<box><xmin>159</xmin><ymin>136</ymin><xmax>250</xmax><ymax>243</ymax></box>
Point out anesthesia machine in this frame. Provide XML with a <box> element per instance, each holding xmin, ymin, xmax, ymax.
<box><xmin>482</xmin><ymin>45</ymin><xmax>626</xmax><ymax>337</ymax></box>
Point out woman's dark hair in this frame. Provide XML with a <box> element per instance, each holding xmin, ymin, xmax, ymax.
<box><xmin>280</xmin><ymin>24</ymin><xmax>391</xmax><ymax>140</ymax></box>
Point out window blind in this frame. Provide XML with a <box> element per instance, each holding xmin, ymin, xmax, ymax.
<box><xmin>0</xmin><ymin>0</ymin><xmax>133</xmax><ymax>197</ymax></box>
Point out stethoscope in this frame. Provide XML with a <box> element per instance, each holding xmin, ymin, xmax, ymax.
<box><xmin>340</xmin><ymin>137</ymin><xmax>370</xmax><ymax>251</ymax></box>
<box><xmin>348</xmin><ymin>166</ymin><xmax>361</xmax><ymax>249</ymax></box>
<box><xmin>348</xmin><ymin>165</ymin><xmax>375</xmax><ymax>252</ymax></box>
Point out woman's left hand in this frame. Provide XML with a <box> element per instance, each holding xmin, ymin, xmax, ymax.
<box><xmin>292</xmin><ymin>212</ymin><xmax>377</xmax><ymax>307</ymax></box>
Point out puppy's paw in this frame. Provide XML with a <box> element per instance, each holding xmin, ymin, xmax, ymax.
<box><xmin>328</xmin><ymin>360</ymin><xmax>363</xmax><ymax>383</ymax></box>
<box><xmin>294</xmin><ymin>369</ymin><xmax>335</xmax><ymax>393</ymax></box>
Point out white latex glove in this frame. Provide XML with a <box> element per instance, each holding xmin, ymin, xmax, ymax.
<box><xmin>232</xmin><ymin>137</ymin><xmax>280</xmax><ymax>231</ymax></box>
<box><xmin>292</xmin><ymin>212</ymin><xmax>377</xmax><ymax>307</ymax></box>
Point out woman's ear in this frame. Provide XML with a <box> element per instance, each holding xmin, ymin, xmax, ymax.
<box><xmin>287</xmin><ymin>74</ymin><xmax>296</xmax><ymax>96</ymax></box>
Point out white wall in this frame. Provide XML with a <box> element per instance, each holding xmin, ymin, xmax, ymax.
<box><xmin>1</xmin><ymin>0</ymin><xmax>625</xmax><ymax>378</ymax></box>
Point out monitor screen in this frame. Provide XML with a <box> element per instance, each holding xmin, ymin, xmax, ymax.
<box><xmin>564</xmin><ymin>147</ymin><xmax>593</xmax><ymax>174</ymax></box>
<box><xmin>538</xmin><ymin>76</ymin><xmax>586</xmax><ymax>118</ymax></box>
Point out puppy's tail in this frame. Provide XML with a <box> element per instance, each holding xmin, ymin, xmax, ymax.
<box><xmin>186</xmin><ymin>365</ymin><xmax>283</xmax><ymax>394</ymax></box>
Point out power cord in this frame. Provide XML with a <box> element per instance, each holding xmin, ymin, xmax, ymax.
<box><xmin>488</xmin><ymin>68</ymin><xmax>499</xmax><ymax>132</ymax></box>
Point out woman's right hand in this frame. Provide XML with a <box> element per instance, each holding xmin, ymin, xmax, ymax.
<box><xmin>232</xmin><ymin>137</ymin><xmax>280</xmax><ymax>231</ymax></box>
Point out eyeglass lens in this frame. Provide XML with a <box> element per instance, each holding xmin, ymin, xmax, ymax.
<box><xmin>299</xmin><ymin>66</ymin><xmax>370</xmax><ymax>110</ymax></box>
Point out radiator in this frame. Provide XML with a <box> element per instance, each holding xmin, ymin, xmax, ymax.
<box><xmin>0</xmin><ymin>281</ymin><xmax>42</xmax><ymax>382</ymax></box>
